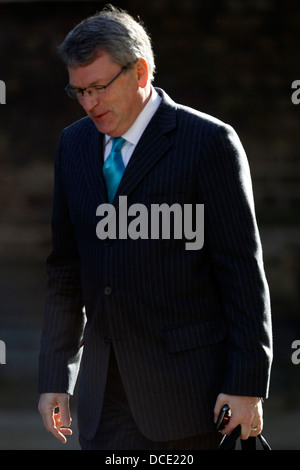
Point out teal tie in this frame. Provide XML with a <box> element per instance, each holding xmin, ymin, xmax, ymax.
<box><xmin>103</xmin><ymin>137</ymin><xmax>126</xmax><ymax>203</ymax></box>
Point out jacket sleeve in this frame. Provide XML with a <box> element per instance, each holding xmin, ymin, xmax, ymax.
<box><xmin>38</xmin><ymin>131</ymin><xmax>85</xmax><ymax>395</ymax></box>
<box><xmin>199</xmin><ymin>123</ymin><xmax>273</xmax><ymax>398</ymax></box>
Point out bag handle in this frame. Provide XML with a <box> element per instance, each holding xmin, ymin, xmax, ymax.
<box><xmin>218</xmin><ymin>425</ymin><xmax>271</xmax><ymax>450</ymax></box>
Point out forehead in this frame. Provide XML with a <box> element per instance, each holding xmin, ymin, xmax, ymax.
<box><xmin>68</xmin><ymin>52</ymin><xmax>118</xmax><ymax>87</ymax></box>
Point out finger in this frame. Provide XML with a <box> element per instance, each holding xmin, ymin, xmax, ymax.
<box><xmin>52</xmin><ymin>425</ymin><xmax>70</xmax><ymax>444</ymax></box>
<box><xmin>249</xmin><ymin>421</ymin><xmax>262</xmax><ymax>437</ymax></box>
<box><xmin>53</xmin><ymin>409</ymin><xmax>73</xmax><ymax>443</ymax></box>
<box><xmin>43</xmin><ymin>412</ymin><xmax>68</xmax><ymax>443</ymax></box>
<box><xmin>248</xmin><ymin>411</ymin><xmax>263</xmax><ymax>437</ymax></box>
<box><xmin>54</xmin><ymin>412</ymin><xmax>73</xmax><ymax>431</ymax></box>
<box><xmin>240</xmin><ymin>424</ymin><xmax>252</xmax><ymax>440</ymax></box>
<box><xmin>241</xmin><ymin>420</ymin><xmax>262</xmax><ymax>439</ymax></box>
<box><xmin>51</xmin><ymin>415</ymin><xmax>72</xmax><ymax>444</ymax></box>
<box><xmin>56</xmin><ymin>396</ymin><xmax>71</xmax><ymax>427</ymax></box>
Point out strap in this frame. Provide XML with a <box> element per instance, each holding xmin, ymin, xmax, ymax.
<box><xmin>257</xmin><ymin>434</ymin><xmax>272</xmax><ymax>450</ymax></box>
<box><xmin>218</xmin><ymin>425</ymin><xmax>271</xmax><ymax>450</ymax></box>
<box><xmin>218</xmin><ymin>426</ymin><xmax>241</xmax><ymax>450</ymax></box>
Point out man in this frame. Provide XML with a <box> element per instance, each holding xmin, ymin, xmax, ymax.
<box><xmin>38</xmin><ymin>6</ymin><xmax>272</xmax><ymax>450</ymax></box>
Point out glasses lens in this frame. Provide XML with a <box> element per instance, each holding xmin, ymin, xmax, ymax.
<box><xmin>65</xmin><ymin>85</ymin><xmax>79</xmax><ymax>100</ymax></box>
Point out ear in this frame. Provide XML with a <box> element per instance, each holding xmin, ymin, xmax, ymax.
<box><xmin>136</xmin><ymin>58</ymin><xmax>149</xmax><ymax>88</ymax></box>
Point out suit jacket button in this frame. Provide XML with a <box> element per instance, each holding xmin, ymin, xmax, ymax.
<box><xmin>103</xmin><ymin>338</ymin><xmax>110</xmax><ymax>345</ymax></box>
<box><xmin>104</xmin><ymin>286</ymin><xmax>112</xmax><ymax>295</ymax></box>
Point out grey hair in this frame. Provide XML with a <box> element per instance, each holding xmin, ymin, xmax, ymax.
<box><xmin>58</xmin><ymin>4</ymin><xmax>156</xmax><ymax>82</ymax></box>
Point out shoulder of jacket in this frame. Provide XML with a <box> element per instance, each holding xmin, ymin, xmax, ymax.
<box><xmin>176</xmin><ymin>102</ymin><xmax>229</xmax><ymax>129</ymax></box>
<box><xmin>157</xmin><ymin>87</ymin><xmax>228</xmax><ymax>130</ymax></box>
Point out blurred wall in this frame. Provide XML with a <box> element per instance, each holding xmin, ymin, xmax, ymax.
<box><xmin>0</xmin><ymin>0</ymin><xmax>299</xmax><ymax>449</ymax></box>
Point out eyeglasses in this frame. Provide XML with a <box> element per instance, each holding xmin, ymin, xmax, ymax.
<box><xmin>64</xmin><ymin>66</ymin><xmax>128</xmax><ymax>100</ymax></box>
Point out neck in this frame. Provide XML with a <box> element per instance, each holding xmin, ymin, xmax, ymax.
<box><xmin>139</xmin><ymin>83</ymin><xmax>152</xmax><ymax>111</ymax></box>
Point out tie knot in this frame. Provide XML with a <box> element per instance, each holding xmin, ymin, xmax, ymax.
<box><xmin>111</xmin><ymin>136</ymin><xmax>126</xmax><ymax>153</ymax></box>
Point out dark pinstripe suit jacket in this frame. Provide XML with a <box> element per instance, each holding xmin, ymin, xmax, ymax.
<box><xmin>39</xmin><ymin>88</ymin><xmax>272</xmax><ymax>442</ymax></box>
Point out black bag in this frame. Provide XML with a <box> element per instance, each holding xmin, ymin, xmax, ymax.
<box><xmin>218</xmin><ymin>425</ymin><xmax>271</xmax><ymax>450</ymax></box>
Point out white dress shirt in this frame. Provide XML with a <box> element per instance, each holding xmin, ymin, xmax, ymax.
<box><xmin>104</xmin><ymin>86</ymin><xmax>162</xmax><ymax>166</ymax></box>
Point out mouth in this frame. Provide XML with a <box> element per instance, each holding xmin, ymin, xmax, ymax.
<box><xmin>93</xmin><ymin>111</ymin><xmax>109</xmax><ymax>121</ymax></box>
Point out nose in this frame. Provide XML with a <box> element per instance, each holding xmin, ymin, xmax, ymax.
<box><xmin>80</xmin><ymin>93</ymin><xmax>100</xmax><ymax>112</ymax></box>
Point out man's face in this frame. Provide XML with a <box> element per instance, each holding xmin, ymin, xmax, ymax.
<box><xmin>68</xmin><ymin>52</ymin><xmax>149</xmax><ymax>137</ymax></box>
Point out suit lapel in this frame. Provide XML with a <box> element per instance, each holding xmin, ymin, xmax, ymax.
<box><xmin>80</xmin><ymin>119</ymin><xmax>108</xmax><ymax>202</ymax></box>
<box><xmin>113</xmin><ymin>89</ymin><xmax>177</xmax><ymax>209</ymax></box>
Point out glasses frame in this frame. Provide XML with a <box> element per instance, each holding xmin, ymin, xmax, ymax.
<box><xmin>64</xmin><ymin>65</ymin><xmax>128</xmax><ymax>100</ymax></box>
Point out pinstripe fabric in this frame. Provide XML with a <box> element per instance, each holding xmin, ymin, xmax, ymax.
<box><xmin>39</xmin><ymin>88</ymin><xmax>272</xmax><ymax>442</ymax></box>
<box><xmin>79</xmin><ymin>347</ymin><xmax>222</xmax><ymax>450</ymax></box>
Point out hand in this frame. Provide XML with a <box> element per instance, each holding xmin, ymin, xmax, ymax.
<box><xmin>214</xmin><ymin>393</ymin><xmax>263</xmax><ymax>440</ymax></box>
<box><xmin>38</xmin><ymin>393</ymin><xmax>72</xmax><ymax>444</ymax></box>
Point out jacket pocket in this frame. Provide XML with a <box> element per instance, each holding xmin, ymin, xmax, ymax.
<box><xmin>162</xmin><ymin>319</ymin><xmax>227</xmax><ymax>353</ymax></box>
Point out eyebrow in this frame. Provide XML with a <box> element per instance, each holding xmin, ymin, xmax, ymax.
<box><xmin>69</xmin><ymin>79</ymin><xmax>104</xmax><ymax>89</ymax></box>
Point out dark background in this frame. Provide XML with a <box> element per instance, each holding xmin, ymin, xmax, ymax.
<box><xmin>0</xmin><ymin>0</ymin><xmax>299</xmax><ymax>450</ymax></box>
